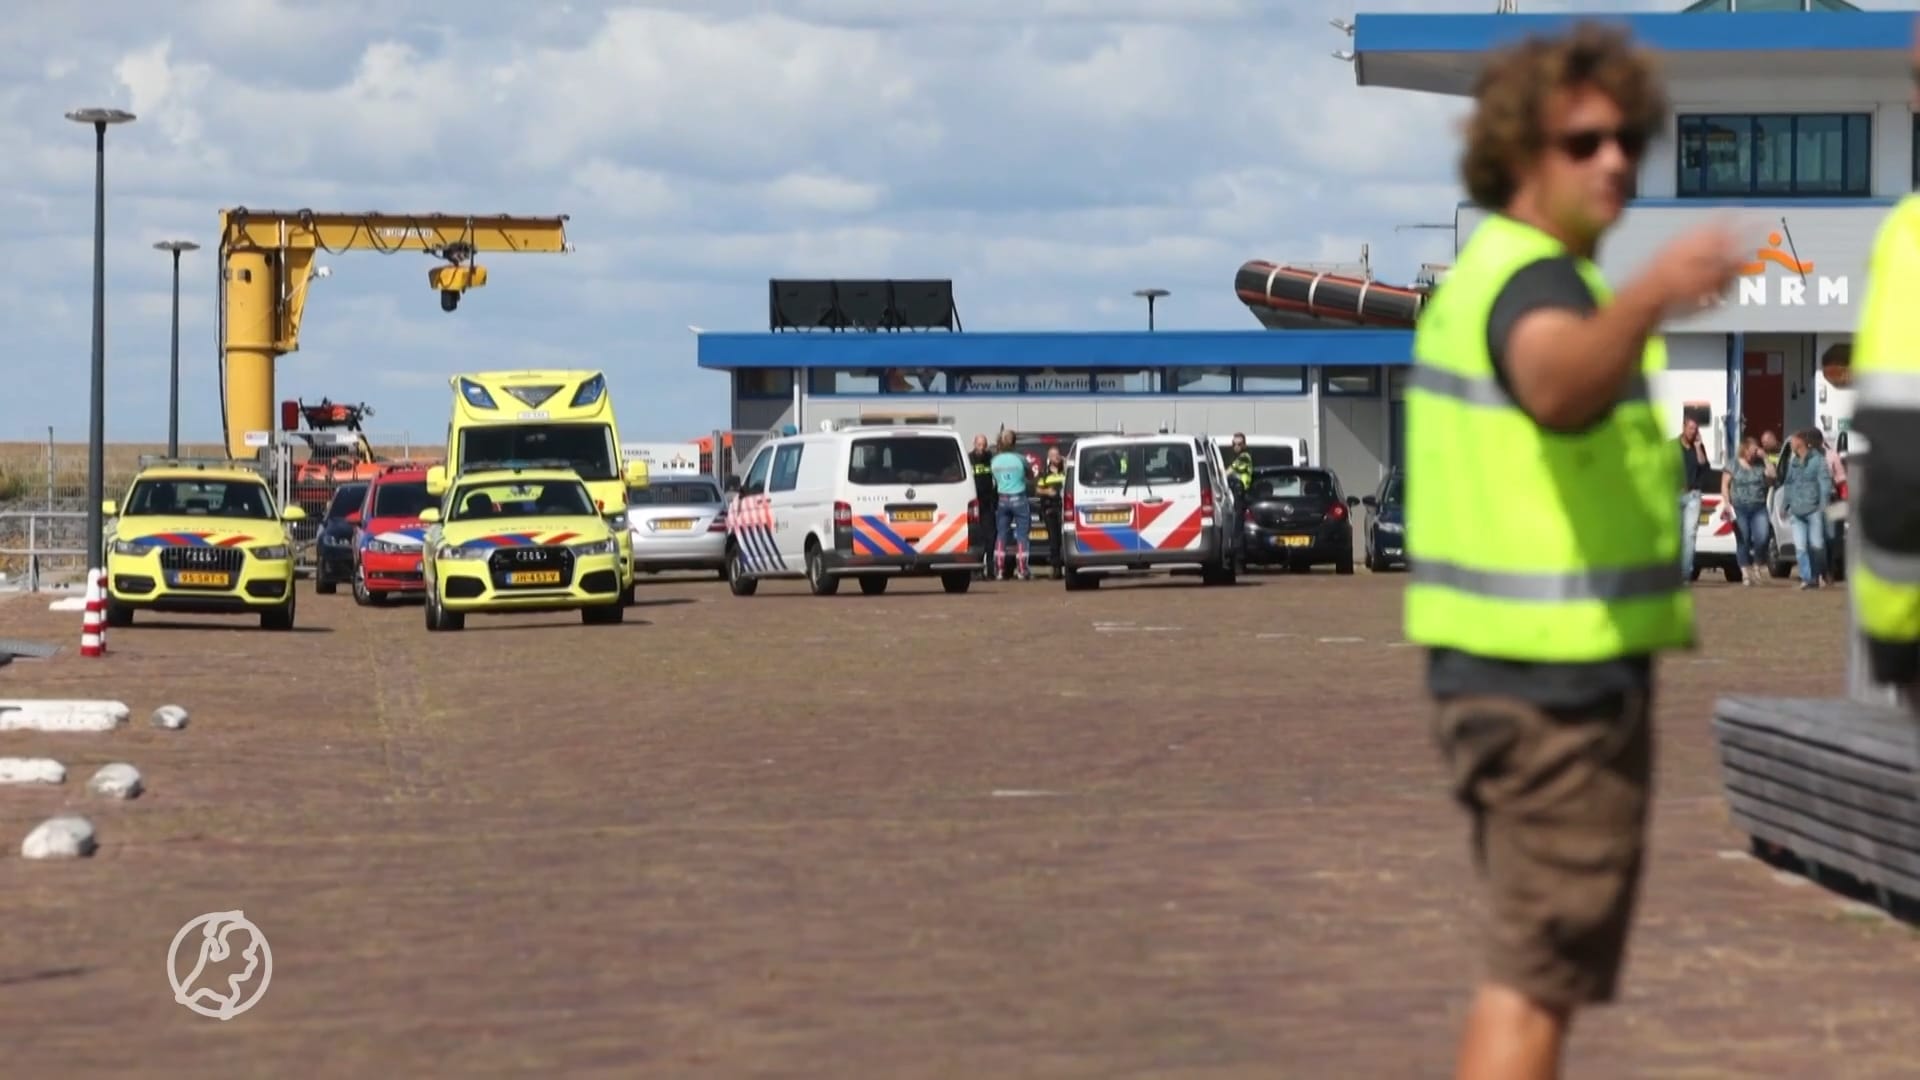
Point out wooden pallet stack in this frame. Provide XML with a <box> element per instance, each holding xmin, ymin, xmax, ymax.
<box><xmin>1711</xmin><ymin>695</ymin><xmax>1920</xmax><ymax>910</ymax></box>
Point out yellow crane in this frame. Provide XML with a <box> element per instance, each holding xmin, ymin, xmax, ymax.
<box><xmin>215</xmin><ymin>208</ymin><xmax>571</xmax><ymax>458</ymax></box>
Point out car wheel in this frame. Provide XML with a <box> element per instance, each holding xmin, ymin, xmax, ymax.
<box><xmin>1064</xmin><ymin>569</ymin><xmax>1098</xmax><ymax>591</ymax></box>
<box><xmin>583</xmin><ymin>602</ymin><xmax>625</xmax><ymax>625</ymax></box>
<box><xmin>940</xmin><ymin>571</ymin><xmax>972</xmax><ymax>594</ymax></box>
<box><xmin>105</xmin><ymin>597</ymin><xmax>133</xmax><ymax>627</ymax></box>
<box><xmin>858</xmin><ymin>575</ymin><xmax>888</xmax><ymax>595</ymax></box>
<box><xmin>261</xmin><ymin>593</ymin><xmax>295</xmax><ymax>631</ymax></box>
<box><xmin>316</xmin><ymin>576</ymin><xmax>337</xmax><ymax>595</ymax></box>
<box><xmin>806</xmin><ymin>541</ymin><xmax>839</xmax><ymax>596</ymax></box>
<box><xmin>726</xmin><ymin>542</ymin><xmax>758</xmax><ymax>597</ymax></box>
<box><xmin>1724</xmin><ymin>565</ymin><xmax>1743</xmax><ymax>583</ymax></box>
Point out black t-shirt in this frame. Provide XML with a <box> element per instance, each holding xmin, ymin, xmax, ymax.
<box><xmin>1680</xmin><ymin>439</ymin><xmax>1708</xmax><ymax>492</ymax></box>
<box><xmin>1425</xmin><ymin>256</ymin><xmax>1655</xmax><ymax>708</ymax></box>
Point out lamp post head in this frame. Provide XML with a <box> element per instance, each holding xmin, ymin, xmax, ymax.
<box><xmin>153</xmin><ymin>240</ymin><xmax>200</xmax><ymax>254</ymax></box>
<box><xmin>1133</xmin><ymin>288</ymin><xmax>1170</xmax><ymax>300</ymax></box>
<box><xmin>65</xmin><ymin>108</ymin><xmax>136</xmax><ymax>126</ymax></box>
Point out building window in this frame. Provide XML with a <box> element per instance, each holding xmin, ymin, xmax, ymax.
<box><xmin>950</xmin><ymin>372</ymin><xmax>1022</xmax><ymax>394</ymax></box>
<box><xmin>1322</xmin><ymin>367</ymin><xmax>1380</xmax><ymax>396</ymax></box>
<box><xmin>808</xmin><ymin>368</ymin><xmax>880</xmax><ymax>395</ymax></box>
<box><xmin>1024</xmin><ymin>369</ymin><xmax>1156</xmax><ymax>393</ymax></box>
<box><xmin>1236</xmin><ymin>366</ymin><xmax>1307</xmax><ymax>394</ymax></box>
<box><xmin>1170</xmin><ymin>367</ymin><xmax>1232</xmax><ymax>393</ymax></box>
<box><xmin>1677</xmin><ymin>113</ymin><xmax>1870</xmax><ymax>197</ymax></box>
<box><xmin>737</xmin><ymin>368</ymin><xmax>793</xmax><ymax>398</ymax></box>
<box><xmin>881</xmin><ymin>369</ymin><xmax>947</xmax><ymax>394</ymax></box>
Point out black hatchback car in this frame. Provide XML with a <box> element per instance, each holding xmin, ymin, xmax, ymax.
<box><xmin>313</xmin><ymin>481</ymin><xmax>368</xmax><ymax>594</ymax></box>
<box><xmin>1239</xmin><ymin>467</ymin><xmax>1358</xmax><ymax>574</ymax></box>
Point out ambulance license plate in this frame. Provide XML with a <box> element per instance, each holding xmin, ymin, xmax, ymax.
<box><xmin>506</xmin><ymin>570</ymin><xmax>562</xmax><ymax>586</ymax></box>
<box><xmin>174</xmin><ymin>571</ymin><xmax>230</xmax><ymax>587</ymax></box>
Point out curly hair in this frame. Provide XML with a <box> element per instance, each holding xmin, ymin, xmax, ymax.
<box><xmin>1460</xmin><ymin>21</ymin><xmax>1667</xmax><ymax>211</ymax></box>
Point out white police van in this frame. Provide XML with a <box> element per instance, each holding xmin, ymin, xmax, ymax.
<box><xmin>724</xmin><ymin>422</ymin><xmax>981</xmax><ymax>596</ymax></box>
<box><xmin>1060</xmin><ymin>433</ymin><xmax>1239</xmax><ymax>590</ymax></box>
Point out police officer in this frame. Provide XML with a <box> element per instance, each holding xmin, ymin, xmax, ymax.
<box><xmin>968</xmin><ymin>433</ymin><xmax>995</xmax><ymax>579</ymax></box>
<box><xmin>1224</xmin><ymin>432</ymin><xmax>1254</xmax><ymax>492</ymax></box>
<box><xmin>1846</xmin><ymin>19</ymin><xmax>1920</xmax><ymax>692</ymax></box>
<box><xmin>1403</xmin><ymin>24</ymin><xmax>1743</xmax><ymax>1079</ymax></box>
<box><xmin>1034</xmin><ymin>445</ymin><xmax>1067</xmax><ymax>578</ymax></box>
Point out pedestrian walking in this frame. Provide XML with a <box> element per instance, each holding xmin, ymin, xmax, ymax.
<box><xmin>1402</xmin><ymin>22</ymin><xmax>1742</xmax><ymax>1079</ymax></box>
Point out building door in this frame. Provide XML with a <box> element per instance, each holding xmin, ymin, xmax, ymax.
<box><xmin>1741</xmin><ymin>351</ymin><xmax>1784</xmax><ymax>441</ymax></box>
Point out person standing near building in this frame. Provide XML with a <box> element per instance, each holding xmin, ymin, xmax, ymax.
<box><xmin>1780</xmin><ymin>432</ymin><xmax>1834</xmax><ymax>590</ymax></box>
<box><xmin>1224</xmin><ymin>433</ymin><xmax>1254</xmax><ymax>491</ymax></box>
<box><xmin>969</xmin><ymin>434</ymin><xmax>996</xmax><ymax>579</ymax></box>
<box><xmin>1035</xmin><ymin>445</ymin><xmax>1068</xmax><ymax>579</ymax></box>
<box><xmin>989</xmin><ymin>430</ymin><xmax>1033</xmax><ymax>581</ymax></box>
<box><xmin>1678</xmin><ymin>415</ymin><xmax>1710</xmax><ymax>582</ymax></box>
<box><xmin>1721</xmin><ymin>435</ymin><xmax>1774</xmax><ymax>586</ymax></box>
<box><xmin>1402</xmin><ymin>22</ymin><xmax>1743</xmax><ymax>1080</ymax></box>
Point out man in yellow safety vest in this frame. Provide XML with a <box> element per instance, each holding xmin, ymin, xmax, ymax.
<box><xmin>1404</xmin><ymin>23</ymin><xmax>1744</xmax><ymax>1079</ymax></box>
<box><xmin>1845</xmin><ymin>18</ymin><xmax>1920</xmax><ymax>692</ymax></box>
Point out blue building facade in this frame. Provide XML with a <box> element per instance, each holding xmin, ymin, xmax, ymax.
<box><xmin>696</xmin><ymin>328</ymin><xmax>1415</xmax><ymax>497</ymax></box>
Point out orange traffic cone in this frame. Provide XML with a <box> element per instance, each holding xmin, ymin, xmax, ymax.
<box><xmin>80</xmin><ymin>568</ymin><xmax>106</xmax><ymax>658</ymax></box>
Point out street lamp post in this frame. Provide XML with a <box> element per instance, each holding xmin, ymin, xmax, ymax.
<box><xmin>66</xmin><ymin>106</ymin><xmax>135</xmax><ymax>581</ymax></box>
<box><xmin>153</xmin><ymin>240</ymin><xmax>200</xmax><ymax>458</ymax></box>
<box><xmin>1133</xmin><ymin>287</ymin><xmax>1170</xmax><ymax>331</ymax></box>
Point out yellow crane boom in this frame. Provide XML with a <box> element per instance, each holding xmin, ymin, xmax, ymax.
<box><xmin>216</xmin><ymin>207</ymin><xmax>571</xmax><ymax>458</ymax></box>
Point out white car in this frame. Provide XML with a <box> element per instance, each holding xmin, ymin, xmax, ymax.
<box><xmin>1060</xmin><ymin>433</ymin><xmax>1240</xmax><ymax>590</ymax></box>
<box><xmin>627</xmin><ymin>477</ymin><xmax>728</xmax><ymax>578</ymax></box>
<box><xmin>723</xmin><ymin>423</ymin><xmax>981</xmax><ymax>596</ymax></box>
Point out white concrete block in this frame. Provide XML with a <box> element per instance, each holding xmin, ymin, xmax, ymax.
<box><xmin>87</xmin><ymin>763</ymin><xmax>142</xmax><ymax>800</ymax></box>
<box><xmin>151</xmin><ymin>704</ymin><xmax>189</xmax><ymax>730</ymax></box>
<box><xmin>0</xmin><ymin>758</ymin><xmax>65</xmax><ymax>784</ymax></box>
<box><xmin>0</xmin><ymin>700</ymin><xmax>131</xmax><ymax>732</ymax></box>
<box><xmin>21</xmin><ymin>816</ymin><xmax>95</xmax><ymax>859</ymax></box>
<box><xmin>47</xmin><ymin>597</ymin><xmax>86</xmax><ymax>612</ymax></box>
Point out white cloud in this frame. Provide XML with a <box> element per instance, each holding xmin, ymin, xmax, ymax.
<box><xmin>0</xmin><ymin>0</ymin><xmax>1494</xmax><ymax>442</ymax></box>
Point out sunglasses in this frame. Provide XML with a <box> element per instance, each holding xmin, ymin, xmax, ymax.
<box><xmin>1552</xmin><ymin>126</ymin><xmax>1648</xmax><ymax>162</ymax></box>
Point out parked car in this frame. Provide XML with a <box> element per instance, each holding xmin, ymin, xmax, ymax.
<box><xmin>1059</xmin><ymin>433</ymin><xmax>1240</xmax><ymax>589</ymax></box>
<box><xmin>1361</xmin><ymin>467</ymin><xmax>1405</xmax><ymax>572</ymax></box>
<box><xmin>628</xmin><ymin>477</ymin><xmax>729</xmax><ymax>578</ymax></box>
<box><xmin>313</xmin><ymin>481</ymin><xmax>369</xmax><ymax>594</ymax></box>
<box><xmin>1238</xmin><ymin>466</ymin><xmax>1357</xmax><ymax>574</ymax></box>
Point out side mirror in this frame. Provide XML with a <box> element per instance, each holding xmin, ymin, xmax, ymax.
<box><xmin>624</xmin><ymin>459</ymin><xmax>651</xmax><ymax>489</ymax></box>
<box><xmin>100</xmin><ymin>499</ymin><xmax>117</xmax><ymax>516</ymax></box>
<box><xmin>418</xmin><ymin>506</ymin><xmax>442</xmax><ymax>524</ymax></box>
<box><xmin>345</xmin><ymin>511</ymin><xmax>362</xmax><ymax>525</ymax></box>
<box><xmin>1346</xmin><ymin>495</ymin><xmax>1361</xmax><ymax>507</ymax></box>
<box><xmin>1361</xmin><ymin>495</ymin><xmax>1378</xmax><ymax>507</ymax></box>
<box><xmin>724</xmin><ymin>475</ymin><xmax>742</xmax><ymax>493</ymax></box>
<box><xmin>281</xmin><ymin>505</ymin><xmax>309</xmax><ymax>522</ymax></box>
<box><xmin>425</xmin><ymin>465</ymin><xmax>448</xmax><ymax>496</ymax></box>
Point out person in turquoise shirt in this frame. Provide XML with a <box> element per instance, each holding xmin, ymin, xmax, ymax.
<box><xmin>989</xmin><ymin>430</ymin><xmax>1033</xmax><ymax>580</ymax></box>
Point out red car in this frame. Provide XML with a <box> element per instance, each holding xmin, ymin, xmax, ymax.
<box><xmin>351</xmin><ymin>466</ymin><xmax>439</xmax><ymax>604</ymax></box>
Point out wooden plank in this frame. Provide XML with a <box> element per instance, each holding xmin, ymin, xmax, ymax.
<box><xmin>1724</xmin><ymin>790</ymin><xmax>1920</xmax><ymax>867</ymax></box>
<box><xmin>1722</xmin><ymin>769</ymin><xmax>1920</xmax><ymax>850</ymax></box>
<box><xmin>1713</xmin><ymin>723</ymin><xmax>1917</xmax><ymax>800</ymax></box>
<box><xmin>1715</xmin><ymin>695</ymin><xmax>1919</xmax><ymax>766</ymax></box>
<box><xmin>1717</xmin><ymin>745</ymin><xmax>1920</xmax><ymax>827</ymax></box>
<box><xmin>1732</xmin><ymin>801</ymin><xmax>1920</xmax><ymax>899</ymax></box>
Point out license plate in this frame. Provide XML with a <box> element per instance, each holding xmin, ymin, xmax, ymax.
<box><xmin>1087</xmin><ymin>510</ymin><xmax>1130</xmax><ymax>525</ymax></box>
<box><xmin>655</xmin><ymin>519</ymin><xmax>694</xmax><ymax>531</ymax></box>
<box><xmin>175</xmin><ymin>570</ymin><xmax>231</xmax><ymax>587</ymax></box>
<box><xmin>1030</xmin><ymin>528</ymin><xmax>1049</xmax><ymax>541</ymax></box>
<box><xmin>890</xmin><ymin>509</ymin><xmax>933</xmax><ymax>523</ymax></box>
<box><xmin>1277</xmin><ymin>535</ymin><xmax>1313</xmax><ymax>548</ymax></box>
<box><xmin>506</xmin><ymin>570</ymin><xmax>562</xmax><ymax>585</ymax></box>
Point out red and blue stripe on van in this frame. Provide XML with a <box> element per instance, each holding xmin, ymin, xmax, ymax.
<box><xmin>1073</xmin><ymin>501</ymin><xmax>1204</xmax><ymax>554</ymax></box>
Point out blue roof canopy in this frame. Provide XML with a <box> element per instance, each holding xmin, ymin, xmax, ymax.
<box><xmin>695</xmin><ymin>330</ymin><xmax>1414</xmax><ymax>371</ymax></box>
<box><xmin>1353</xmin><ymin>10</ymin><xmax>1911</xmax><ymax>95</ymax></box>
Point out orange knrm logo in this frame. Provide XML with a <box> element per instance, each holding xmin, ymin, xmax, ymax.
<box><xmin>1740</xmin><ymin>232</ymin><xmax>1813</xmax><ymax>276</ymax></box>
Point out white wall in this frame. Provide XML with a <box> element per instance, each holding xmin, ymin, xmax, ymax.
<box><xmin>1638</xmin><ymin>75</ymin><xmax>1911</xmax><ymax>199</ymax></box>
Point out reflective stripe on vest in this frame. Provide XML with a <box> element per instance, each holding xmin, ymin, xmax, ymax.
<box><xmin>1403</xmin><ymin>213</ymin><xmax>1691</xmax><ymax>662</ymax></box>
<box><xmin>1407</xmin><ymin>366</ymin><xmax>1651</xmax><ymax>411</ymax></box>
<box><xmin>1846</xmin><ymin>195</ymin><xmax>1920</xmax><ymax>642</ymax></box>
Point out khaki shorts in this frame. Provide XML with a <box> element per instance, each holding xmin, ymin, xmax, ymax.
<box><xmin>1433</xmin><ymin>686</ymin><xmax>1654</xmax><ymax>1008</ymax></box>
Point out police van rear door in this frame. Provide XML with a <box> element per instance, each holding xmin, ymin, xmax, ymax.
<box><xmin>843</xmin><ymin>431</ymin><xmax>972</xmax><ymax>559</ymax></box>
<box><xmin>1131</xmin><ymin>440</ymin><xmax>1206</xmax><ymax>555</ymax></box>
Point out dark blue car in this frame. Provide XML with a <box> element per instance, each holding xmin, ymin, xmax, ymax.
<box><xmin>1361</xmin><ymin>468</ymin><xmax>1405</xmax><ymax>572</ymax></box>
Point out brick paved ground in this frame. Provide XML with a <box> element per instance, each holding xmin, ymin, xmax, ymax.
<box><xmin>0</xmin><ymin>570</ymin><xmax>1913</xmax><ymax>1078</ymax></box>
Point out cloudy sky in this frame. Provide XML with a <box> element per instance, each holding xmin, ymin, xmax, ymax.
<box><xmin>2</xmin><ymin>0</ymin><xmax>1895</xmax><ymax>446</ymax></box>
